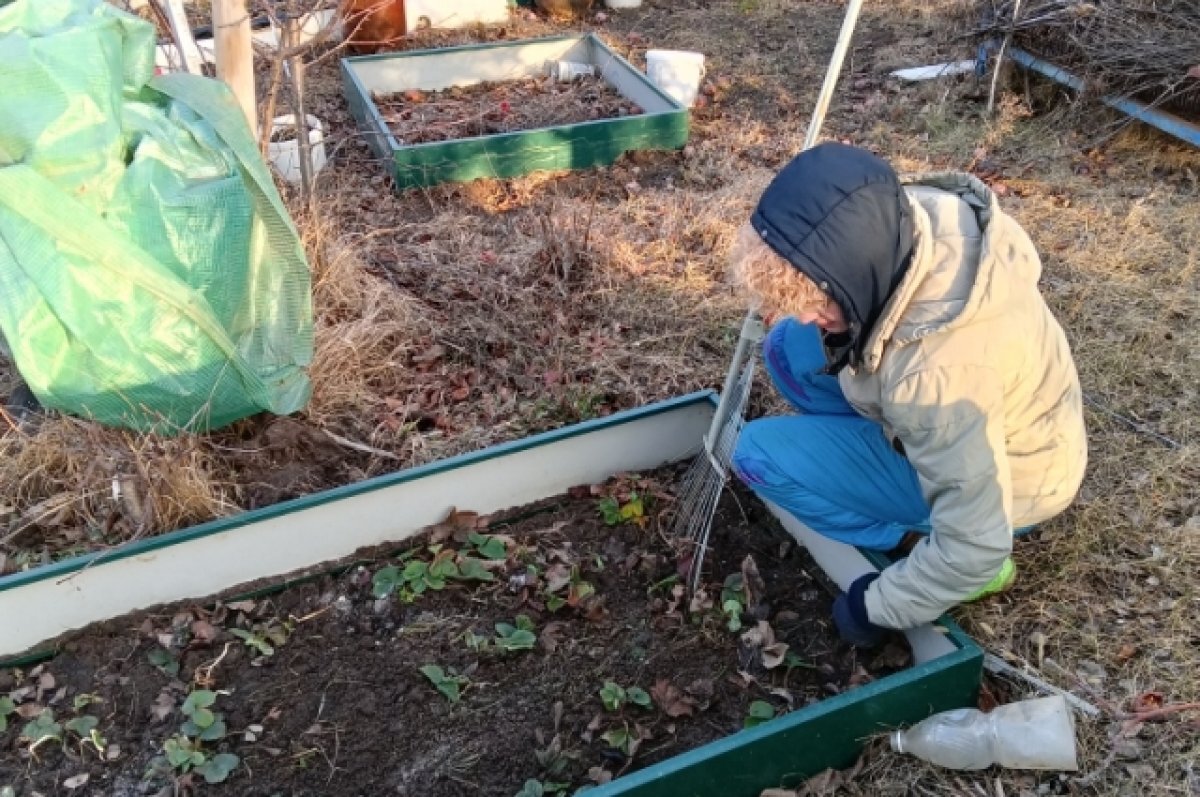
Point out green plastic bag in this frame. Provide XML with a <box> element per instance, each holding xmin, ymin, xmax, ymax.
<box><xmin>0</xmin><ymin>0</ymin><xmax>313</xmax><ymax>433</ymax></box>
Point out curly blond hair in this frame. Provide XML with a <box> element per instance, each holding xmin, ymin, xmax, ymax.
<box><xmin>728</xmin><ymin>223</ymin><xmax>830</xmax><ymax>318</ymax></box>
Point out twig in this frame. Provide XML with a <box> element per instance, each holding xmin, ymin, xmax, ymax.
<box><xmin>983</xmin><ymin>652</ymin><xmax>1102</xmax><ymax>717</ymax></box>
<box><xmin>0</xmin><ymin>404</ymin><xmax>26</xmax><ymax>437</ymax></box>
<box><xmin>987</xmin><ymin>0</ymin><xmax>1023</xmax><ymax>115</ymax></box>
<box><xmin>321</xmin><ymin>428</ymin><xmax>400</xmax><ymax>460</ymax></box>
<box><xmin>193</xmin><ymin>642</ymin><xmax>233</xmax><ymax>688</ymax></box>
<box><xmin>284</xmin><ymin>9</ymin><xmax>314</xmax><ymax>198</ymax></box>
<box><xmin>1121</xmin><ymin>702</ymin><xmax>1200</xmax><ymax>723</ymax></box>
<box><xmin>1083</xmin><ymin>392</ymin><xmax>1181</xmax><ymax>449</ymax></box>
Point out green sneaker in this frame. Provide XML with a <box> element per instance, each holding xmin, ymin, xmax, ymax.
<box><xmin>965</xmin><ymin>557</ymin><xmax>1016</xmax><ymax>602</ymax></box>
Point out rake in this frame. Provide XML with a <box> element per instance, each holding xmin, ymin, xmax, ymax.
<box><xmin>674</xmin><ymin>0</ymin><xmax>866</xmax><ymax>594</ymax></box>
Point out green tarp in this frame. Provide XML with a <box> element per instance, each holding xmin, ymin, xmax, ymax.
<box><xmin>0</xmin><ymin>0</ymin><xmax>312</xmax><ymax>432</ymax></box>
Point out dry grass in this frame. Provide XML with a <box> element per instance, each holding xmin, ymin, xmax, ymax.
<box><xmin>3</xmin><ymin>0</ymin><xmax>1200</xmax><ymax>793</ymax></box>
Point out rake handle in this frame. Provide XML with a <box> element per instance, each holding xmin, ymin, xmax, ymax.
<box><xmin>803</xmin><ymin>0</ymin><xmax>865</xmax><ymax>152</ymax></box>
<box><xmin>705</xmin><ymin>0</ymin><xmax>864</xmax><ymax>455</ymax></box>
<box><xmin>703</xmin><ymin>311</ymin><xmax>764</xmax><ymax>456</ymax></box>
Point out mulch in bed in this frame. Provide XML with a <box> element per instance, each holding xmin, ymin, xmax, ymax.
<box><xmin>374</xmin><ymin>74</ymin><xmax>644</xmax><ymax>145</ymax></box>
<box><xmin>0</xmin><ymin>471</ymin><xmax>911</xmax><ymax>796</ymax></box>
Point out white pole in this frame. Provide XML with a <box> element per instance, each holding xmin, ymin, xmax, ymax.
<box><xmin>212</xmin><ymin>0</ymin><xmax>257</xmax><ymax>136</ymax></box>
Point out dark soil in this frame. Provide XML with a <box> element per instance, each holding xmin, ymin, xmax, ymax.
<box><xmin>0</xmin><ymin>472</ymin><xmax>910</xmax><ymax>797</ymax></box>
<box><xmin>374</xmin><ymin>75</ymin><xmax>643</xmax><ymax>145</ymax></box>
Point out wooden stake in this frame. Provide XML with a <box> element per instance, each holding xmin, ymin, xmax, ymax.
<box><xmin>212</xmin><ymin>0</ymin><xmax>257</xmax><ymax>136</ymax></box>
<box><xmin>284</xmin><ymin>12</ymin><xmax>314</xmax><ymax>198</ymax></box>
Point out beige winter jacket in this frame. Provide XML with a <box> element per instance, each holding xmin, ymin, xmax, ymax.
<box><xmin>838</xmin><ymin>173</ymin><xmax>1087</xmax><ymax>630</ymax></box>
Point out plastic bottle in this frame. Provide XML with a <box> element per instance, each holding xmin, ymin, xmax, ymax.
<box><xmin>890</xmin><ymin>695</ymin><xmax>1078</xmax><ymax>771</ymax></box>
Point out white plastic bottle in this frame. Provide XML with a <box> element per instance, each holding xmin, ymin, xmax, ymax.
<box><xmin>890</xmin><ymin>696</ymin><xmax>1078</xmax><ymax>771</ymax></box>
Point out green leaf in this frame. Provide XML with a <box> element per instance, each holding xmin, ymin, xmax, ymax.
<box><xmin>626</xmin><ymin>687</ymin><xmax>652</xmax><ymax>708</ymax></box>
<box><xmin>495</xmin><ymin>629</ymin><xmax>536</xmax><ymax>652</ymax></box>
<box><xmin>164</xmin><ymin>737</ymin><xmax>197</xmax><ymax>769</ymax></box>
<box><xmin>600</xmin><ymin>726</ymin><xmax>630</xmax><ymax>754</ymax></box>
<box><xmin>147</xmin><ymin>647</ymin><xmax>180</xmax><ymax>676</ymax></box>
<box><xmin>230</xmin><ymin>628</ymin><xmax>275</xmax><ymax>657</ymax></box>
<box><xmin>515</xmin><ymin>614</ymin><xmax>535</xmax><ymax>632</ymax></box>
<box><xmin>419</xmin><ymin>664</ymin><xmax>446</xmax><ymax>682</ymax></box>
<box><xmin>21</xmin><ymin>710</ymin><xmax>62</xmax><ymax>745</ymax></box>
<box><xmin>472</xmin><ymin>534</ymin><xmax>508</xmax><ymax>560</ymax></box>
<box><xmin>599</xmin><ymin>682</ymin><xmax>625</xmax><ymax>711</ymax></box>
<box><xmin>784</xmin><ymin>651</ymin><xmax>817</xmax><ymax>670</ymax></box>
<box><xmin>428</xmin><ymin>555</ymin><xmax>460</xmax><ymax>580</ymax></box>
<box><xmin>64</xmin><ymin>715</ymin><xmax>99</xmax><ymax>737</ymax></box>
<box><xmin>546</xmin><ymin>595</ymin><xmax>566</xmax><ymax>612</ymax></box>
<box><xmin>402</xmin><ymin>560</ymin><xmax>429</xmax><ymax>581</ymax></box>
<box><xmin>372</xmin><ymin>565</ymin><xmax>402</xmax><ymax>598</ymax></box>
<box><xmin>722</xmin><ymin>598</ymin><xmax>744</xmax><ymax>632</ymax></box>
<box><xmin>457</xmin><ymin>556</ymin><xmax>496</xmax><ymax>582</ymax></box>
<box><xmin>419</xmin><ymin>665</ymin><xmax>464</xmax><ymax>703</ymax></box>
<box><xmin>744</xmin><ymin>700</ymin><xmax>776</xmax><ymax>729</ymax></box>
<box><xmin>514</xmin><ymin>779</ymin><xmax>545</xmax><ymax>797</ymax></box>
<box><xmin>196</xmin><ymin>752</ymin><xmax>240</xmax><ymax>784</ymax></box>
<box><xmin>72</xmin><ymin>694</ymin><xmax>101</xmax><ymax>711</ymax></box>
<box><xmin>0</xmin><ymin>696</ymin><xmax>14</xmax><ymax>732</ymax></box>
<box><xmin>463</xmin><ymin>630</ymin><xmax>489</xmax><ymax>652</ymax></box>
<box><xmin>619</xmin><ymin>496</ymin><xmax>644</xmax><ymax>521</ymax></box>
<box><xmin>435</xmin><ymin>680</ymin><xmax>461</xmax><ymax>703</ymax></box>
<box><xmin>182</xmin><ymin>690</ymin><xmax>216</xmax><ymax>714</ymax></box>
<box><xmin>597</xmin><ymin>497</ymin><xmax>621</xmax><ymax>525</ymax></box>
<box><xmin>184</xmin><ymin>716</ymin><xmax>227</xmax><ymax>742</ymax></box>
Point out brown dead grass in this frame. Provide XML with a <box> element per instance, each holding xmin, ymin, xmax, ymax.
<box><xmin>3</xmin><ymin>0</ymin><xmax>1199</xmax><ymax>793</ymax></box>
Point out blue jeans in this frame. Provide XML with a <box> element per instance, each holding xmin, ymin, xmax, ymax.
<box><xmin>732</xmin><ymin>319</ymin><xmax>1030</xmax><ymax>551</ymax></box>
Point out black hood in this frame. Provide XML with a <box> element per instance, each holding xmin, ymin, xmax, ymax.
<box><xmin>749</xmin><ymin>143</ymin><xmax>914</xmax><ymax>373</ymax></box>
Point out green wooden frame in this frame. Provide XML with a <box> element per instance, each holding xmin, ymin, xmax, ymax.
<box><xmin>340</xmin><ymin>34</ymin><xmax>690</xmax><ymax>189</ymax></box>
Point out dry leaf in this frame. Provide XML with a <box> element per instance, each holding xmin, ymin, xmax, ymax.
<box><xmin>650</xmin><ymin>678</ymin><xmax>698</xmax><ymax>718</ymax></box>
<box><xmin>227</xmin><ymin>600</ymin><xmax>257</xmax><ymax>613</ymax></box>
<box><xmin>740</xmin><ymin>620</ymin><xmax>776</xmax><ymax>649</ymax></box>
<box><xmin>150</xmin><ymin>690</ymin><xmax>175</xmax><ymax>722</ymax></box>
<box><xmin>581</xmin><ymin>712</ymin><xmax>604</xmax><ymax>742</ymax></box>
<box><xmin>760</xmin><ymin>790</ymin><xmax>798</xmax><ymax>797</ymax></box>
<box><xmin>588</xmin><ymin>767</ymin><xmax>613</xmax><ymax>784</ymax></box>
<box><xmin>412</xmin><ymin>343</ymin><xmax>446</xmax><ymax>364</ymax></box>
<box><xmin>768</xmin><ymin>687</ymin><xmax>795</xmax><ymax>707</ymax></box>
<box><xmin>1116</xmin><ymin>643</ymin><xmax>1138</xmax><ymax>663</ymax></box>
<box><xmin>689</xmin><ymin>588</ymin><xmax>713</xmax><ymax>614</ymax></box>
<box><xmin>1189</xmin><ymin>65</ymin><xmax>1200</xmax><ymax>79</ymax></box>
<box><xmin>544</xmin><ymin>563</ymin><xmax>572</xmax><ymax>593</ymax></box>
<box><xmin>741</xmin><ymin>555</ymin><xmax>766</xmax><ymax>610</ymax></box>
<box><xmin>1131</xmin><ymin>690</ymin><xmax>1165</xmax><ymax>713</ymax></box>
<box><xmin>36</xmin><ymin>672</ymin><xmax>56</xmax><ymax>699</ymax></box>
<box><xmin>802</xmin><ymin>768</ymin><xmax>847</xmax><ymax>795</ymax></box>
<box><xmin>665</xmin><ymin>583</ymin><xmax>685</xmax><ymax>616</ymax></box>
<box><xmin>190</xmin><ymin>620</ymin><xmax>219</xmax><ymax>642</ymax></box>
<box><xmin>539</xmin><ymin>621</ymin><xmax>568</xmax><ymax>653</ymax></box>
<box><xmin>848</xmin><ymin>666</ymin><xmax>873</xmax><ymax>688</ymax></box>
<box><xmin>15</xmin><ymin>703</ymin><xmax>46</xmax><ymax>719</ymax></box>
<box><xmin>762</xmin><ymin>642</ymin><xmax>790</xmax><ymax>670</ymax></box>
<box><xmin>63</xmin><ymin>773</ymin><xmax>89</xmax><ymax>789</ymax></box>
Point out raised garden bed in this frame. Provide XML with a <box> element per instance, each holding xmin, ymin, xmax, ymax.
<box><xmin>0</xmin><ymin>471</ymin><xmax>913</xmax><ymax>795</ymax></box>
<box><xmin>0</xmin><ymin>393</ymin><xmax>981</xmax><ymax>796</ymax></box>
<box><xmin>375</xmin><ymin>74</ymin><xmax>643</xmax><ymax>145</ymax></box>
<box><xmin>340</xmin><ymin>34</ymin><xmax>689</xmax><ymax>189</ymax></box>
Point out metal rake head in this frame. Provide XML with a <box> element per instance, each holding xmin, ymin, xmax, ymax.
<box><xmin>672</xmin><ymin>358</ymin><xmax>756</xmax><ymax>594</ymax></box>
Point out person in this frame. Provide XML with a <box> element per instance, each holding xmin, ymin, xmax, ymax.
<box><xmin>728</xmin><ymin>143</ymin><xmax>1087</xmax><ymax>647</ymax></box>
